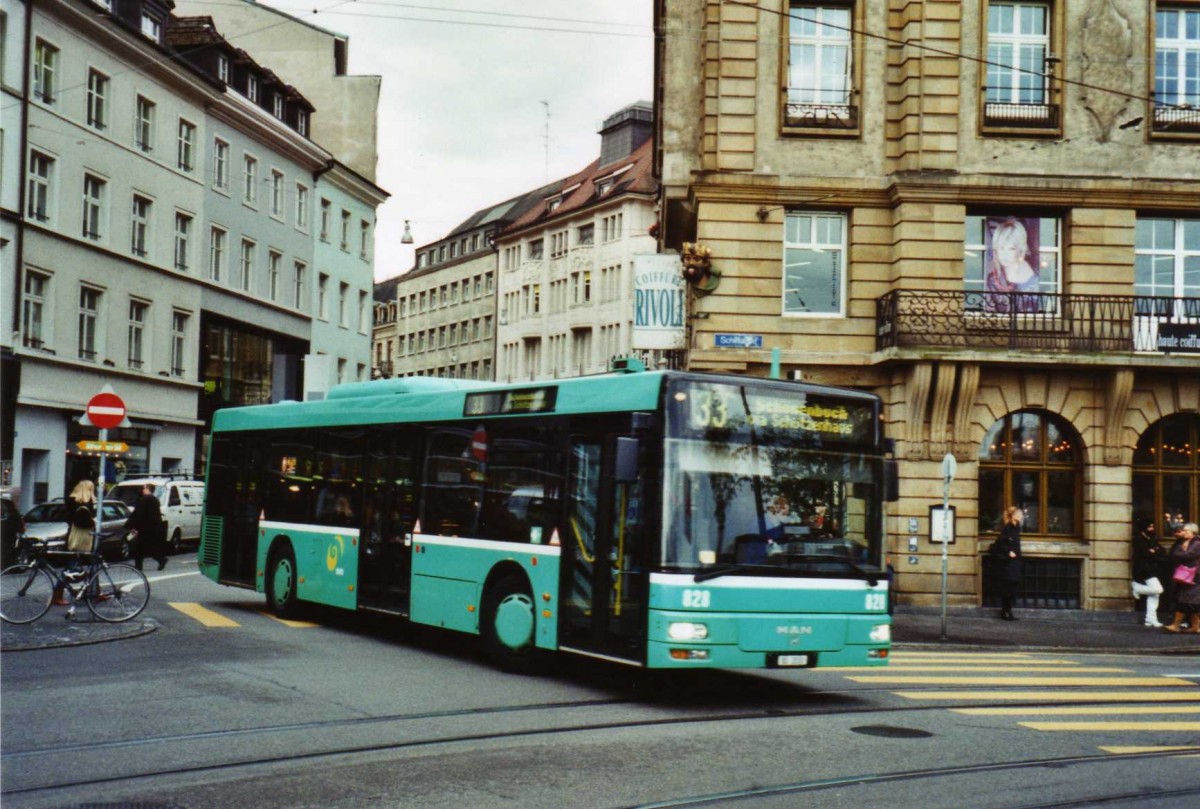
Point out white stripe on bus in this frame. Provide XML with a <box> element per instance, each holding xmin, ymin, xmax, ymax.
<box><xmin>416</xmin><ymin>534</ymin><xmax>562</xmax><ymax>556</ymax></box>
<box><xmin>260</xmin><ymin>520</ymin><xmax>360</xmax><ymax>537</ymax></box>
<box><xmin>650</xmin><ymin>572</ymin><xmax>885</xmax><ymax>591</ymax></box>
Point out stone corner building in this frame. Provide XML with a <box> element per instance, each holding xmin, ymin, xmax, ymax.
<box><xmin>655</xmin><ymin>0</ymin><xmax>1200</xmax><ymax>612</ymax></box>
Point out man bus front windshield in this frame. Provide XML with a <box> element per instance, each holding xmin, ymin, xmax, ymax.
<box><xmin>662</xmin><ymin>379</ymin><xmax>885</xmax><ymax>573</ymax></box>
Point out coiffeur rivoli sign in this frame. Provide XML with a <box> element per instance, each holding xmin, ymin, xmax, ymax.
<box><xmin>632</xmin><ymin>253</ymin><xmax>686</xmax><ymax>350</ymax></box>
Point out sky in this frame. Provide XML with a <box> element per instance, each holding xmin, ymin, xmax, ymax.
<box><xmin>257</xmin><ymin>0</ymin><xmax>656</xmax><ymax>282</ymax></box>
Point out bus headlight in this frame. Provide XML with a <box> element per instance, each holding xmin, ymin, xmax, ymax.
<box><xmin>869</xmin><ymin>624</ymin><xmax>891</xmax><ymax>643</ymax></box>
<box><xmin>667</xmin><ymin>622</ymin><xmax>709</xmax><ymax>641</ymax></box>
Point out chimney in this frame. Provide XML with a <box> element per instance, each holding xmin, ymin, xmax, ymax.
<box><xmin>598</xmin><ymin>101</ymin><xmax>654</xmax><ymax>168</ymax></box>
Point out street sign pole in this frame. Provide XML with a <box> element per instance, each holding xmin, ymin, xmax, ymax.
<box><xmin>940</xmin><ymin>452</ymin><xmax>957</xmax><ymax>641</ymax></box>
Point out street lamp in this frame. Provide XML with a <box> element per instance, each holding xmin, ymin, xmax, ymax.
<box><xmin>401</xmin><ymin>220</ymin><xmax>414</xmax><ymax>245</ymax></box>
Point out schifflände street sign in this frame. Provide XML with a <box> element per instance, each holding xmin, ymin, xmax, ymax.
<box><xmin>715</xmin><ymin>333</ymin><xmax>764</xmax><ymax>349</ymax></box>
<box><xmin>77</xmin><ymin>440</ymin><xmax>129</xmax><ymax>453</ymax></box>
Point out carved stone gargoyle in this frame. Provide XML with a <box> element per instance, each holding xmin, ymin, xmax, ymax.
<box><xmin>681</xmin><ymin>241</ymin><xmax>721</xmax><ymax>296</ymax></box>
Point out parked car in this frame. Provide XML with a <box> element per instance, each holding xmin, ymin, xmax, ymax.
<box><xmin>1</xmin><ymin>497</ymin><xmax>24</xmax><ymax>566</ymax></box>
<box><xmin>108</xmin><ymin>477</ymin><xmax>205</xmax><ymax>553</ymax></box>
<box><xmin>21</xmin><ymin>499</ymin><xmax>134</xmax><ymax>561</ymax></box>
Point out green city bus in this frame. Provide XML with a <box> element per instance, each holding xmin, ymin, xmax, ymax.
<box><xmin>200</xmin><ymin>364</ymin><xmax>895</xmax><ymax>671</ymax></box>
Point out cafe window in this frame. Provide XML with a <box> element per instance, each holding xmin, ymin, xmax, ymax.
<box><xmin>1133</xmin><ymin>413</ymin><xmax>1200</xmax><ymax>532</ymax></box>
<box><xmin>978</xmin><ymin>409</ymin><xmax>1081</xmax><ymax>535</ymax></box>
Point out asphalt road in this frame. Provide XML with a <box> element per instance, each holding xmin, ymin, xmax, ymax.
<box><xmin>2</xmin><ymin>554</ymin><xmax>1198</xmax><ymax>808</ymax></box>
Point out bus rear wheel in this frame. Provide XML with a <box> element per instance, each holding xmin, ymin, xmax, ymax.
<box><xmin>481</xmin><ymin>573</ymin><xmax>538</xmax><ymax>673</ymax></box>
<box><xmin>266</xmin><ymin>544</ymin><xmax>299</xmax><ymax>618</ymax></box>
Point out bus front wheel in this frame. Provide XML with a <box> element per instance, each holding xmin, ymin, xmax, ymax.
<box><xmin>481</xmin><ymin>573</ymin><xmax>538</xmax><ymax>673</ymax></box>
<box><xmin>266</xmin><ymin>544</ymin><xmax>299</xmax><ymax>618</ymax></box>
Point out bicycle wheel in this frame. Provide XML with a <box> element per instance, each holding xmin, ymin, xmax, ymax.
<box><xmin>0</xmin><ymin>564</ymin><xmax>54</xmax><ymax>624</ymax></box>
<box><xmin>85</xmin><ymin>563</ymin><xmax>150</xmax><ymax>622</ymax></box>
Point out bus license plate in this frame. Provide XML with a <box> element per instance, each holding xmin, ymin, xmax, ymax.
<box><xmin>774</xmin><ymin>654</ymin><xmax>811</xmax><ymax>668</ymax></box>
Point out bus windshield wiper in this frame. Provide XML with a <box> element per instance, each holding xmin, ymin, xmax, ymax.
<box><xmin>693</xmin><ymin>564</ymin><xmax>741</xmax><ymax>583</ymax></box>
<box><xmin>780</xmin><ymin>553</ymin><xmax>880</xmax><ymax>585</ymax></box>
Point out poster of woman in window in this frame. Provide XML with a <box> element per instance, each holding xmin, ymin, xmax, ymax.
<box><xmin>985</xmin><ymin>217</ymin><xmax>1041</xmax><ymax>313</ymax></box>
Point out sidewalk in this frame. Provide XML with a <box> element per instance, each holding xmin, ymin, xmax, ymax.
<box><xmin>0</xmin><ymin>601</ymin><xmax>156</xmax><ymax>651</ymax></box>
<box><xmin>2</xmin><ymin>602</ymin><xmax>1196</xmax><ymax>654</ymax></box>
<box><xmin>892</xmin><ymin>606</ymin><xmax>1200</xmax><ymax>655</ymax></box>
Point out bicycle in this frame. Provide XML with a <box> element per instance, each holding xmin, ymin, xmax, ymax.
<box><xmin>0</xmin><ymin>537</ymin><xmax>150</xmax><ymax>624</ymax></box>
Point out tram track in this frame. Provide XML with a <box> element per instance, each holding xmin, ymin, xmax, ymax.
<box><xmin>4</xmin><ymin>684</ymin><xmax>1195</xmax><ymax>801</ymax></box>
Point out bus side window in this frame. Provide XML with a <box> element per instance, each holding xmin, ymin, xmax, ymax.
<box><xmin>421</xmin><ymin>429</ymin><xmax>482</xmax><ymax>536</ymax></box>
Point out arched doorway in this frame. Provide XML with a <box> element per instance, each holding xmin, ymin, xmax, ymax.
<box><xmin>1133</xmin><ymin>414</ymin><xmax>1200</xmax><ymax>532</ymax></box>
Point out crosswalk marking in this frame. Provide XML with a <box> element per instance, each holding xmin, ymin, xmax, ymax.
<box><xmin>169</xmin><ymin>602</ymin><xmax>240</xmax><ymax>627</ymax></box>
<box><xmin>259</xmin><ymin>611</ymin><xmax>319</xmax><ymax>628</ymax></box>
<box><xmin>1021</xmin><ymin>721</ymin><xmax>1200</xmax><ymax>732</ymax></box>
<box><xmin>849</xmin><ymin>675</ymin><xmax>1195</xmax><ymax>686</ymax></box>
<box><xmin>955</xmin><ymin>705</ymin><xmax>1200</xmax><ymax>715</ymax></box>
<box><xmin>895</xmin><ymin>690</ymin><xmax>1200</xmax><ymax>701</ymax></box>
<box><xmin>883</xmin><ymin>666</ymin><xmax>1131</xmax><ymax>673</ymax></box>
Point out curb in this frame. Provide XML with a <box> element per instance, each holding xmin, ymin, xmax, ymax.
<box><xmin>0</xmin><ymin>618</ymin><xmax>157</xmax><ymax>651</ymax></box>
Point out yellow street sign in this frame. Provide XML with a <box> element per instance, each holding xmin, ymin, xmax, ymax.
<box><xmin>76</xmin><ymin>440</ymin><xmax>129</xmax><ymax>453</ymax></box>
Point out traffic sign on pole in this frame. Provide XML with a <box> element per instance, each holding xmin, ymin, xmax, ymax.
<box><xmin>85</xmin><ymin>391</ymin><xmax>127</xmax><ymax>429</ymax></box>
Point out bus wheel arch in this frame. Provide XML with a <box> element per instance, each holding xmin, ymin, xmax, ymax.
<box><xmin>265</xmin><ymin>538</ymin><xmax>300</xmax><ymax>618</ymax></box>
<box><xmin>480</xmin><ymin>565</ymin><xmax>538</xmax><ymax>673</ymax></box>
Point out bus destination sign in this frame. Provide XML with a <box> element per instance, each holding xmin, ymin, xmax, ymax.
<box><xmin>465</xmin><ymin>386</ymin><xmax>559</xmax><ymax>417</ymax></box>
<box><xmin>678</xmin><ymin>383</ymin><xmax>875</xmax><ymax>445</ymax></box>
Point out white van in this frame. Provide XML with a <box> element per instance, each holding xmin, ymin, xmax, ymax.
<box><xmin>109</xmin><ymin>477</ymin><xmax>205</xmax><ymax>553</ymax></box>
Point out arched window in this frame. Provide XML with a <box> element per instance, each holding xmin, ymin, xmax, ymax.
<box><xmin>978</xmin><ymin>410</ymin><xmax>1083</xmax><ymax>536</ymax></box>
<box><xmin>1133</xmin><ymin>414</ymin><xmax>1200</xmax><ymax>532</ymax></box>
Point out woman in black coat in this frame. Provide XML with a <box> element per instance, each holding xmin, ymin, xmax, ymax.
<box><xmin>990</xmin><ymin>506</ymin><xmax>1024</xmax><ymax>621</ymax></box>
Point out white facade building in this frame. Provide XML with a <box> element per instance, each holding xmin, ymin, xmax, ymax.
<box><xmin>495</xmin><ymin>103</ymin><xmax>659</xmax><ymax>382</ymax></box>
<box><xmin>0</xmin><ymin>1</ymin><xmax>385</xmax><ymax>510</ymax></box>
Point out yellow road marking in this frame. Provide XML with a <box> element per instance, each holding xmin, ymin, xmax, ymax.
<box><xmin>890</xmin><ymin>652</ymin><xmax>1036</xmax><ymax>660</ymax></box>
<box><xmin>883</xmin><ymin>666</ymin><xmax>1130</xmax><ymax>673</ymax></box>
<box><xmin>889</xmin><ymin>659</ymin><xmax>1082</xmax><ymax>666</ymax></box>
<box><xmin>1021</xmin><ymin>721</ymin><xmax>1200</xmax><ymax>732</ymax></box>
<box><xmin>169</xmin><ymin>602</ymin><xmax>239</xmax><ymax>628</ymax></box>
<box><xmin>259</xmin><ymin>611</ymin><xmax>319</xmax><ymax>628</ymax></box>
<box><xmin>1102</xmin><ymin>746</ymin><xmax>1200</xmax><ymax>754</ymax></box>
<box><xmin>956</xmin><ymin>705</ymin><xmax>1200</xmax><ymax>716</ymax></box>
<box><xmin>849</xmin><ymin>675</ymin><xmax>1196</xmax><ymax>686</ymax></box>
<box><xmin>894</xmin><ymin>690</ymin><xmax>1200</xmax><ymax>701</ymax></box>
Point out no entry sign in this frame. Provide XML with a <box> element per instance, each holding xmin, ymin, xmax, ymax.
<box><xmin>86</xmin><ymin>391</ymin><xmax>127</xmax><ymax>430</ymax></box>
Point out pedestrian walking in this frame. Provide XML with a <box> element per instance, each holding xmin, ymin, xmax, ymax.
<box><xmin>989</xmin><ymin>505</ymin><xmax>1023</xmax><ymax>621</ymax></box>
<box><xmin>1164</xmin><ymin>522</ymin><xmax>1200</xmax><ymax>634</ymax></box>
<box><xmin>55</xmin><ymin>480</ymin><xmax>97</xmax><ymax>605</ymax></box>
<box><xmin>124</xmin><ymin>483</ymin><xmax>168</xmax><ymax>572</ymax></box>
<box><xmin>1131</xmin><ymin>518</ymin><xmax>1165</xmax><ymax>627</ymax></box>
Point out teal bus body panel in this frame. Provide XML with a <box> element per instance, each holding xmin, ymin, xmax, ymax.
<box><xmin>645</xmin><ymin>573</ymin><xmax>890</xmax><ymax>670</ymax></box>
<box><xmin>211</xmin><ymin>372</ymin><xmax>666</xmax><ymax>434</ymax></box>
<box><xmin>410</xmin><ymin>535</ymin><xmax>561</xmax><ymax>649</ymax></box>
<box><xmin>258</xmin><ymin>521</ymin><xmax>360</xmax><ymax>610</ymax></box>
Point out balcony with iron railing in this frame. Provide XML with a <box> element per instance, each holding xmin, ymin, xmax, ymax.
<box><xmin>982</xmin><ymin>101</ymin><xmax>1061</xmax><ymax>130</ymax></box>
<box><xmin>784</xmin><ymin>102</ymin><xmax>858</xmax><ymax>130</ymax></box>
<box><xmin>876</xmin><ymin>290</ymin><xmax>1200</xmax><ymax>355</ymax></box>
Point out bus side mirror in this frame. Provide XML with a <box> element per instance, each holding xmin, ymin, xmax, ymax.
<box><xmin>615</xmin><ymin>437</ymin><xmax>639</xmax><ymax>483</ymax></box>
<box><xmin>883</xmin><ymin>460</ymin><xmax>900</xmax><ymax>502</ymax></box>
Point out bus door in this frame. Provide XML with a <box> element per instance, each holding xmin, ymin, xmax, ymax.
<box><xmin>358</xmin><ymin>429</ymin><xmax>417</xmax><ymax>614</ymax></box>
<box><xmin>562</xmin><ymin>434</ymin><xmax>646</xmax><ymax>663</ymax></box>
<box><xmin>208</xmin><ymin>435</ymin><xmax>262</xmax><ymax>587</ymax></box>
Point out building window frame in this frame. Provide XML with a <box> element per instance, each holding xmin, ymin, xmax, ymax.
<box><xmin>26</xmin><ymin>150</ymin><xmax>53</xmax><ymax>223</ymax></box>
<box><xmin>174</xmin><ymin>212</ymin><xmax>193</xmax><ymax>272</ymax></box>
<box><xmin>781</xmin><ymin>2</ymin><xmax>863</xmax><ymax>136</ymax></box>
<box><xmin>979</xmin><ymin>0</ymin><xmax>1065</xmax><ymax>137</ymax></box>
<box><xmin>86</xmin><ymin>68</ymin><xmax>109</xmax><ymax>131</ymax></box>
<box><xmin>1149</xmin><ymin>3</ymin><xmax>1200</xmax><ymax>138</ymax></box>
<box><xmin>239</xmin><ymin>239</ymin><xmax>255</xmax><ymax>293</ymax></box>
<box><xmin>782</xmin><ymin>210</ymin><xmax>847</xmax><ymax>317</ymax></box>
<box><xmin>77</xmin><ymin>285</ymin><xmax>102</xmax><ymax>362</ymax></box>
<box><xmin>170</xmin><ymin>311</ymin><xmax>188</xmax><ymax>377</ymax></box>
<box><xmin>243</xmin><ymin>155</ymin><xmax>258</xmax><ymax>205</ymax></box>
<box><xmin>22</xmin><ymin>270</ymin><xmax>50</xmax><ymax>349</ymax></box>
<box><xmin>213</xmin><ymin>139</ymin><xmax>229</xmax><ymax>191</ymax></box>
<box><xmin>33</xmin><ymin>38</ymin><xmax>57</xmax><ymax>105</ymax></box>
<box><xmin>127</xmin><ymin>299</ymin><xmax>148</xmax><ymax>370</ymax></box>
<box><xmin>296</xmin><ymin>184</ymin><xmax>309</xmax><ymax>231</ymax></box>
<box><xmin>130</xmin><ymin>193</ymin><xmax>151</xmax><ymax>258</ymax></box>
<box><xmin>293</xmin><ymin>261</ymin><xmax>306</xmax><ymax>309</ymax></box>
<box><xmin>268</xmin><ymin>250</ymin><xmax>282</xmax><ymax>301</ymax></box>
<box><xmin>1133</xmin><ymin>414</ymin><xmax>1200</xmax><ymax>532</ymax></box>
<box><xmin>177</xmin><ymin>119</ymin><xmax>196</xmax><ymax>172</ymax></box>
<box><xmin>82</xmin><ymin>173</ymin><xmax>106</xmax><ymax>242</ymax></box>
<box><xmin>135</xmin><ymin>95</ymin><xmax>155</xmax><ymax>152</ymax></box>
<box><xmin>270</xmin><ymin>169</ymin><xmax>284</xmax><ymax>218</ymax></box>
<box><xmin>209</xmin><ymin>226</ymin><xmax>227</xmax><ymax>282</ymax></box>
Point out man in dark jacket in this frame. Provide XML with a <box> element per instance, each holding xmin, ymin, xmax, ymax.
<box><xmin>125</xmin><ymin>483</ymin><xmax>167</xmax><ymax>571</ymax></box>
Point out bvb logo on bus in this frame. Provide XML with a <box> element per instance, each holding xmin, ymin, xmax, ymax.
<box><xmin>326</xmin><ymin>536</ymin><xmax>345</xmax><ymax>572</ymax></box>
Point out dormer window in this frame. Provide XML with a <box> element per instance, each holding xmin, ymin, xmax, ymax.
<box><xmin>247</xmin><ymin>75</ymin><xmax>259</xmax><ymax>103</ymax></box>
<box><xmin>596</xmin><ymin>179</ymin><xmax>614</xmax><ymax>197</ymax></box>
<box><xmin>546</xmin><ymin>197</ymin><xmax>562</xmax><ymax>213</ymax></box>
<box><xmin>297</xmin><ymin>111</ymin><xmax>309</xmax><ymax>136</ymax></box>
<box><xmin>217</xmin><ymin>55</ymin><xmax>230</xmax><ymax>84</ymax></box>
<box><xmin>273</xmin><ymin>95</ymin><xmax>284</xmax><ymax>119</ymax></box>
<box><xmin>141</xmin><ymin>13</ymin><xmax>162</xmax><ymax>42</ymax></box>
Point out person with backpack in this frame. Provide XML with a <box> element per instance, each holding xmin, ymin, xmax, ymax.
<box><xmin>54</xmin><ymin>480</ymin><xmax>96</xmax><ymax>605</ymax></box>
